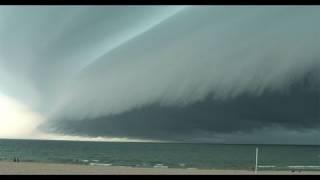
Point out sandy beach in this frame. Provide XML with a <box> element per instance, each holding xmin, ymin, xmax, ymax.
<box><xmin>0</xmin><ymin>161</ymin><xmax>319</xmax><ymax>175</ymax></box>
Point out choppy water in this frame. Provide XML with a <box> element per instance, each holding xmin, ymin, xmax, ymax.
<box><xmin>0</xmin><ymin>139</ymin><xmax>320</xmax><ymax>170</ymax></box>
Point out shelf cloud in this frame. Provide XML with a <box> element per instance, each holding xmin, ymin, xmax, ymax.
<box><xmin>0</xmin><ymin>6</ymin><xmax>319</xmax><ymax>143</ymax></box>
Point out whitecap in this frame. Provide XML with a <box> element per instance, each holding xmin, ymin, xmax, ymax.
<box><xmin>89</xmin><ymin>163</ymin><xmax>112</xmax><ymax>166</ymax></box>
<box><xmin>258</xmin><ymin>165</ymin><xmax>276</xmax><ymax>168</ymax></box>
<box><xmin>153</xmin><ymin>164</ymin><xmax>168</xmax><ymax>168</ymax></box>
<box><xmin>288</xmin><ymin>166</ymin><xmax>320</xmax><ymax>169</ymax></box>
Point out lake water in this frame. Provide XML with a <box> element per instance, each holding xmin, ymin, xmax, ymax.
<box><xmin>0</xmin><ymin>139</ymin><xmax>320</xmax><ymax>170</ymax></box>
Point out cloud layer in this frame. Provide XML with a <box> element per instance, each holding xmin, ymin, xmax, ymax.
<box><xmin>0</xmin><ymin>6</ymin><xmax>319</xmax><ymax>143</ymax></box>
<box><xmin>49</xmin><ymin>74</ymin><xmax>320</xmax><ymax>142</ymax></box>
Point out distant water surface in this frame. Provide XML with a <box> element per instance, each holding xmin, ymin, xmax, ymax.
<box><xmin>0</xmin><ymin>139</ymin><xmax>320</xmax><ymax>170</ymax></box>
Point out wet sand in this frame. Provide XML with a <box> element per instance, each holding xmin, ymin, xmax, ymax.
<box><xmin>0</xmin><ymin>161</ymin><xmax>319</xmax><ymax>175</ymax></box>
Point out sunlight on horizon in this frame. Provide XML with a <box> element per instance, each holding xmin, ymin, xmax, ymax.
<box><xmin>0</xmin><ymin>93</ymin><xmax>43</xmax><ymax>139</ymax></box>
<box><xmin>0</xmin><ymin>92</ymin><xmax>155</xmax><ymax>142</ymax></box>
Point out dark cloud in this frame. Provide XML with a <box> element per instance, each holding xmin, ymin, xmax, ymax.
<box><xmin>0</xmin><ymin>6</ymin><xmax>320</xmax><ymax>143</ymax></box>
<box><xmin>47</xmin><ymin>72</ymin><xmax>320</xmax><ymax>142</ymax></box>
<box><xmin>45</xmin><ymin>6</ymin><xmax>320</xmax><ymax>124</ymax></box>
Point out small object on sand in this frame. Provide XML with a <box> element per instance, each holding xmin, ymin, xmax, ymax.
<box><xmin>13</xmin><ymin>157</ymin><xmax>21</xmax><ymax>163</ymax></box>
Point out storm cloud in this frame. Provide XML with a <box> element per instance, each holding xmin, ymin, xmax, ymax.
<box><xmin>48</xmin><ymin>73</ymin><xmax>320</xmax><ymax>142</ymax></box>
<box><xmin>0</xmin><ymin>6</ymin><xmax>319</xmax><ymax>143</ymax></box>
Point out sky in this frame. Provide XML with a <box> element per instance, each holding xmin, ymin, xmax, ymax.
<box><xmin>0</xmin><ymin>6</ymin><xmax>319</xmax><ymax>144</ymax></box>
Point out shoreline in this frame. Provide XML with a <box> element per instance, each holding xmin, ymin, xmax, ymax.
<box><xmin>1</xmin><ymin>161</ymin><xmax>320</xmax><ymax>174</ymax></box>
